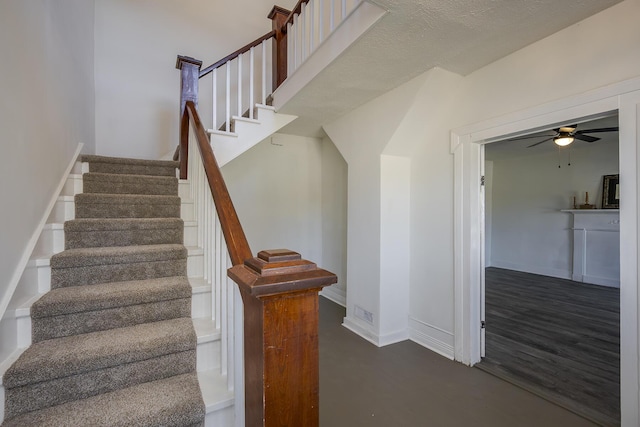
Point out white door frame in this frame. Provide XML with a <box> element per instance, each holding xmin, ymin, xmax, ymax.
<box><xmin>451</xmin><ymin>76</ymin><xmax>640</xmax><ymax>425</ymax></box>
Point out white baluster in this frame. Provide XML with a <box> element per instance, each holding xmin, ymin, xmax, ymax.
<box><xmin>341</xmin><ymin>0</ymin><xmax>346</xmax><ymax>20</ymax></box>
<box><xmin>237</xmin><ymin>54</ymin><xmax>243</xmax><ymax>117</ymax></box>
<box><xmin>301</xmin><ymin>3</ymin><xmax>306</xmax><ymax>62</ymax></box>
<box><xmin>262</xmin><ymin>40</ymin><xmax>267</xmax><ymax>104</ymax></box>
<box><xmin>217</xmin><ymin>219</ymin><xmax>225</xmax><ymax>365</ymax></box>
<box><xmin>330</xmin><ymin>0</ymin><xmax>335</xmax><ymax>31</ymax></box>
<box><xmin>215</xmin><ymin>217</ymin><xmax>223</xmax><ymax>326</ymax></box>
<box><xmin>212</xmin><ymin>69</ymin><xmax>217</xmax><ymax>134</ymax></box>
<box><xmin>319</xmin><ymin>0</ymin><xmax>324</xmax><ymax>43</ymax></box>
<box><xmin>249</xmin><ymin>47</ymin><xmax>254</xmax><ymax>119</ymax></box>
<box><xmin>287</xmin><ymin>23</ymin><xmax>293</xmax><ymax>75</ymax></box>
<box><xmin>206</xmin><ymin>194</ymin><xmax>212</xmax><ymax>284</ymax></box>
<box><xmin>309</xmin><ymin>0</ymin><xmax>315</xmax><ymax>54</ymax></box>
<box><xmin>293</xmin><ymin>13</ymin><xmax>299</xmax><ymax>69</ymax></box>
<box><xmin>225</xmin><ymin>61</ymin><xmax>230</xmax><ymax>132</ymax></box>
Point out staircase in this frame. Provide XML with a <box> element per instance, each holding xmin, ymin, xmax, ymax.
<box><xmin>0</xmin><ymin>155</ymin><xmax>232</xmax><ymax>426</ymax></box>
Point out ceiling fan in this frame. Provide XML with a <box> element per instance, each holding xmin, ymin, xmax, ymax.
<box><xmin>506</xmin><ymin>124</ymin><xmax>619</xmax><ymax>148</ymax></box>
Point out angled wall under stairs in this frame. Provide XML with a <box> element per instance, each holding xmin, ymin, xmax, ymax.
<box><xmin>0</xmin><ymin>155</ymin><xmax>230</xmax><ymax>426</ymax></box>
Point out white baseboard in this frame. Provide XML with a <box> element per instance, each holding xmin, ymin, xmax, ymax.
<box><xmin>320</xmin><ymin>286</ymin><xmax>346</xmax><ymax>307</ymax></box>
<box><xmin>342</xmin><ymin>316</ymin><xmax>380</xmax><ymax>346</ymax></box>
<box><xmin>490</xmin><ymin>260</ymin><xmax>572</xmax><ymax>280</ymax></box>
<box><xmin>342</xmin><ymin>315</ymin><xmax>408</xmax><ymax>347</ymax></box>
<box><xmin>378</xmin><ymin>328</ymin><xmax>410</xmax><ymax>347</ymax></box>
<box><xmin>578</xmin><ymin>274</ymin><xmax>620</xmax><ymax>288</ymax></box>
<box><xmin>408</xmin><ymin>317</ymin><xmax>454</xmax><ymax>360</ymax></box>
<box><xmin>0</xmin><ymin>143</ymin><xmax>83</xmax><ymax>321</ymax></box>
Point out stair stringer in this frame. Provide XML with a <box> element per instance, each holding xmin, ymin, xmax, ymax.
<box><xmin>0</xmin><ymin>152</ymin><xmax>83</xmax><ymax>423</ymax></box>
<box><xmin>208</xmin><ymin>104</ymin><xmax>297</xmax><ymax>167</ymax></box>
<box><xmin>178</xmin><ymin>175</ymin><xmax>238</xmax><ymax>426</ymax></box>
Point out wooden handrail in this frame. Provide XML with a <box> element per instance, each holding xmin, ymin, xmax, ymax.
<box><xmin>199</xmin><ymin>30</ymin><xmax>276</xmax><ymax>79</ymax></box>
<box><xmin>181</xmin><ymin>100</ymin><xmax>253</xmax><ymax>266</ymax></box>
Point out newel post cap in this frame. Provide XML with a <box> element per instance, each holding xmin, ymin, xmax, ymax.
<box><xmin>176</xmin><ymin>55</ymin><xmax>203</xmax><ymax>70</ymax></box>
<box><xmin>228</xmin><ymin>249</ymin><xmax>337</xmax><ymax>298</ymax></box>
<box><xmin>268</xmin><ymin>5</ymin><xmax>291</xmax><ymax>19</ymax></box>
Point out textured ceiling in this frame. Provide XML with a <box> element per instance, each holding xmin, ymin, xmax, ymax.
<box><xmin>278</xmin><ymin>0</ymin><xmax>624</xmax><ymax>136</ymax></box>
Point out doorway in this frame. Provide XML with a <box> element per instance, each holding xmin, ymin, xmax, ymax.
<box><xmin>451</xmin><ymin>82</ymin><xmax>640</xmax><ymax>425</ymax></box>
<box><xmin>478</xmin><ymin>116</ymin><xmax>620</xmax><ymax>424</ymax></box>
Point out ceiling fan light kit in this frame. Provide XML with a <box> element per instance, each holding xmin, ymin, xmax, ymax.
<box><xmin>554</xmin><ymin>133</ymin><xmax>574</xmax><ymax>146</ymax></box>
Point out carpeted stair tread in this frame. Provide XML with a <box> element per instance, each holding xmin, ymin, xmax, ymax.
<box><xmin>75</xmin><ymin>193</ymin><xmax>181</xmax><ymax>219</ymax></box>
<box><xmin>2</xmin><ymin>372</ymin><xmax>205</xmax><ymax>427</ymax></box>
<box><xmin>31</xmin><ymin>276</ymin><xmax>191</xmax><ymax>318</ymax></box>
<box><xmin>51</xmin><ymin>244</ymin><xmax>186</xmax><ymax>269</ymax></box>
<box><xmin>65</xmin><ymin>218</ymin><xmax>184</xmax><ymax>248</ymax></box>
<box><xmin>82</xmin><ymin>172</ymin><xmax>178</xmax><ymax>196</ymax></box>
<box><xmin>3</xmin><ymin>318</ymin><xmax>196</xmax><ymax>388</ymax></box>
<box><xmin>81</xmin><ymin>155</ymin><xmax>179</xmax><ymax>177</ymax></box>
<box><xmin>3</xmin><ymin>351</ymin><xmax>196</xmax><ymax>419</ymax></box>
<box><xmin>30</xmin><ymin>277</ymin><xmax>192</xmax><ymax>340</ymax></box>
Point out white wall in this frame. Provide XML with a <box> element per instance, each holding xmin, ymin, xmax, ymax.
<box><xmin>94</xmin><ymin>0</ymin><xmax>297</xmax><ymax>160</ymax></box>
<box><xmin>323</xmin><ymin>75</ymin><xmax>425</xmax><ymax>345</ymax></box>
<box><xmin>321</xmin><ymin>137</ymin><xmax>348</xmax><ymax>305</ymax></box>
<box><xmin>222</xmin><ymin>133</ymin><xmax>322</xmax><ymax>266</ymax></box>
<box><xmin>486</xmin><ymin>141</ymin><xmax>619</xmax><ymax>278</ymax></box>
<box><xmin>0</xmin><ymin>0</ymin><xmax>95</xmax><ymax>317</ymax></box>
<box><xmin>322</xmin><ymin>0</ymin><xmax>640</xmax><ymax>357</ymax></box>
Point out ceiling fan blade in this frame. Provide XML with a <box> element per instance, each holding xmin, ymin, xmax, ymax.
<box><xmin>576</xmin><ymin>127</ymin><xmax>619</xmax><ymax>134</ymax></box>
<box><xmin>527</xmin><ymin>137</ymin><xmax>554</xmax><ymax>148</ymax></box>
<box><xmin>505</xmin><ymin>133</ymin><xmax>555</xmax><ymax>142</ymax></box>
<box><xmin>574</xmin><ymin>134</ymin><xmax>600</xmax><ymax>143</ymax></box>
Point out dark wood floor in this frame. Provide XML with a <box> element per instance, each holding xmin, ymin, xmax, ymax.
<box><xmin>319</xmin><ymin>296</ymin><xmax>597</xmax><ymax>426</ymax></box>
<box><xmin>477</xmin><ymin>267</ymin><xmax>620</xmax><ymax>426</ymax></box>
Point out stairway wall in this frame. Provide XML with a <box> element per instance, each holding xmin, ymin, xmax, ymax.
<box><xmin>222</xmin><ymin>134</ymin><xmax>324</xmax><ymax>263</ymax></box>
<box><xmin>0</xmin><ymin>0</ymin><xmax>95</xmax><ymax>319</ymax></box>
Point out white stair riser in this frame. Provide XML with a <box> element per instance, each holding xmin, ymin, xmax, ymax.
<box><xmin>204</xmin><ymin>405</ymin><xmax>234</xmax><ymax>427</ymax></box>
<box><xmin>184</xmin><ymin>222</ymin><xmax>198</xmax><ymax>247</ymax></box>
<box><xmin>16</xmin><ymin>315</ymin><xmax>31</xmax><ymax>349</ymax></box>
<box><xmin>181</xmin><ymin>200</ymin><xmax>195</xmax><ymax>221</ymax></box>
<box><xmin>0</xmin><ymin>317</ymin><xmax>18</xmax><ymax>360</ymax></box>
<box><xmin>33</xmin><ymin>225</ymin><xmax>65</xmax><ymax>257</ymax></box>
<box><xmin>47</xmin><ymin>197</ymin><xmax>75</xmax><ymax>223</ymax></box>
<box><xmin>21</xmin><ymin>260</ymin><xmax>51</xmax><ymax>294</ymax></box>
<box><xmin>1</xmin><ymin>310</ymin><xmax>32</xmax><ymax>351</ymax></box>
<box><xmin>188</xmin><ymin>252</ymin><xmax>203</xmax><ymax>278</ymax></box>
<box><xmin>192</xmin><ymin>289</ymin><xmax>212</xmax><ymax>319</ymax></box>
<box><xmin>63</xmin><ymin>174</ymin><xmax>83</xmax><ymax>196</ymax></box>
<box><xmin>197</xmin><ymin>339</ymin><xmax>221</xmax><ymax>372</ymax></box>
<box><xmin>179</xmin><ymin>181</ymin><xmax>191</xmax><ymax>199</ymax></box>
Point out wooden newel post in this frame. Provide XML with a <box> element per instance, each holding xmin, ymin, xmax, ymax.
<box><xmin>268</xmin><ymin>6</ymin><xmax>290</xmax><ymax>91</ymax></box>
<box><xmin>228</xmin><ymin>249</ymin><xmax>337</xmax><ymax>427</ymax></box>
<box><xmin>176</xmin><ymin>55</ymin><xmax>202</xmax><ymax>179</ymax></box>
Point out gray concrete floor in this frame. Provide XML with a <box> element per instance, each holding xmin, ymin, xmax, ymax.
<box><xmin>319</xmin><ymin>297</ymin><xmax>596</xmax><ymax>427</ymax></box>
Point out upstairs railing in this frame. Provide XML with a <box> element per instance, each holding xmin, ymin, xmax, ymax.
<box><xmin>176</xmin><ymin>1</ymin><xmax>361</xmax><ymax>140</ymax></box>
<box><xmin>199</xmin><ymin>31</ymin><xmax>275</xmax><ymax>134</ymax></box>
<box><xmin>283</xmin><ymin>0</ymin><xmax>361</xmax><ymax>77</ymax></box>
<box><xmin>175</xmin><ymin>3</ymin><xmax>352</xmax><ymax>423</ymax></box>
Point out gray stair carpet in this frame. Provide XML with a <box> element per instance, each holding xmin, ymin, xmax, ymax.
<box><xmin>2</xmin><ymin>156</ymin><xmax>205</xmax><ymax>426</ymax></box>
